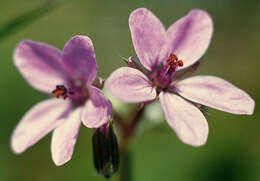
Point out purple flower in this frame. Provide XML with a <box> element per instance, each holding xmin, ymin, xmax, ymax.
<box><xmin>11</xmin><ymin>35</ymin><xmax>112</xmax><ymax>165</ymax></box>
<box><xmin>105</xmin><ymin>8</ymin><xmax>255</xmax><ymax>146</ymax></box>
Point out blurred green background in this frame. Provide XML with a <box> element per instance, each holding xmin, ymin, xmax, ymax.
<box><xmin>0</xmin><ymin>0</ymin><xmax>259</xmax><ymax>180</ymax></box>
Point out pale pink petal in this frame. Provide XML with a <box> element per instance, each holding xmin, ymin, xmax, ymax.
<box><xmin>11</xmin><ymin>98</ymin><xmax>71</xmax><ymax>154</ymax></box>
<box><xmin>81</xmin><ymin>85</ymin><xmax>112</xmax><ymax>128</ymax></box>
<box><xmin>129</xmin><ymin>8</ymin><xmax>167</xmax><ymax>71</ymax></box>
<box><xmin>105</xmin><ymin>67</ymin><xmax>156</xmax><ymax>103</ymax></box>
<box><xmin>175</xmin><ymin>76</ymin><xmax>255</xmax><ymax>115</ymax></box>
<box><xmin>51</xmin><ymin>107</ymin><xmax>82</xmax><ymax>166</ymax></box>
<box><xmin>62</xmin><ymin>35</ymin><xmax>97</xmax><ymax>85</ymax></box>
<box><xmin>166</xmin><ymin>9</ymin><xmax>213</xmax><ymax>69</ymax></box>
<box><xmin>159</xmin><ymin>92</ymin><xmax>209</xmax><ymax>146</ymax></box>
<box><xmin>14</xmin><ymin>40</ymin><xmax>66</xmax><ymax>93</ymax></box>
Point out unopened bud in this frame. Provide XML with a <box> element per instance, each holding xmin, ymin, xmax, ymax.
<box><xmin>92</xmin><ymin>123</ymin><xmax>120</xmax><ymax>179</ymax></box>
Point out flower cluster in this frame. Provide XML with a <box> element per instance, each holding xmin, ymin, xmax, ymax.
<box><xmin>11</xmin><ymin>7</ymin><xmax>254</xmax><ymax>174</ymax></box>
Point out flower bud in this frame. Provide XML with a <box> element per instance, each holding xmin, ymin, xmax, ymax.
<box><xmin>92</xmin><ymin>123</ymin><xmax>120</xmax><ymax>178</ymax></box>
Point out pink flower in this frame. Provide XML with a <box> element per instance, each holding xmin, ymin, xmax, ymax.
<box><xmin>105</xmin><ymin>8</ymin><xmax>255</xmax><ymax>146</ymax></box>
<box><xmin>11</xmin><ymin>35</ymin><xmax>112</xmax><ymax>165</ymax></box>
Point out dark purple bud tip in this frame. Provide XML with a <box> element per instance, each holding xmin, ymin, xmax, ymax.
<box><xmin>92</xmin><ymin>123</ymin><xmax>120</xmax><ymax>179</ymax></box>
<box><xmin>128</xmin><ymin>56</ymin><xmax>150</xmax><ymax>76</ymax></box>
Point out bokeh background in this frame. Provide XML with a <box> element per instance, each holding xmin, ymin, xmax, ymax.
<box><xmin>0</xmin><ymin>0</ymin><xmax>259</xmax><ymax>180</ymax></box>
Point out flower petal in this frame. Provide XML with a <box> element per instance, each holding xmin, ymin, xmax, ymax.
<box><xmin>129</xmin><ymin>8</ymin><xmax>167</xmax><ymax>71</ymax></box>
<box><xmin>11</xmin><ymin>98</ymin><xmax>71</xmax><ymax>154</ymax></box>
<box><xmin>51</xmin><ymin>107</ymin><xmax>82</xmax><ymax>166</ymax></box>
<box><xmin>105</xmin><ymin>67</ymin><xmax>156</xmax><ymax>103</ymax></box>
<box><xmin>62</xmin><ymin>35</ymin><xmax>97</xmax><ymax>85</ymax></box>
<box><xmin>175</xmin><ymin>76</ymin><xmax>255</xmax><ymax>115</ymax></box>
<box><xmin>159</xmin><ymin>92</ymin><xmax>209</xmax><ymax>146</ymax></box>
<box><xmin>166</xmin><ymin>9</ymin><xmax>213</xmax><ymax>69</ymax></box>
<box><xmin>81</xmin><ymin>85</ymin><xmax>112</xmax><ymax>128</ymax></box>
<box><xmin>14</xmin><ymin>40</ymin><xmax>66</xmax><ymax>93</ymax></box>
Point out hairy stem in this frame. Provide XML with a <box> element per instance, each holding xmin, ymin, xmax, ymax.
<box><xmin>119</xmin><ymin>150</ymin><xmax>132</xmax><ymax>181</ymax></box>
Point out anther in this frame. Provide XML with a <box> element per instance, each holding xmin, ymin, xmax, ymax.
<box><xmin>52</xmin><ymin>85</ymin><xmax>73</xmax><ymax>99</ymax></box>
<box><xmin>165</xmin><ymin>53</ymin><xmax>184</xmax><ymax>72</ymax></box>
<box><xmin>177</xmin><ymin>60</ymin><xmax>183</xmax><ymax>67</ymax></box>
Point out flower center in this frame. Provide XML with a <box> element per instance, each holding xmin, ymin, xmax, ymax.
<box><xmin>52</xmin><ymin>85</ymin><xmax>73</xmax><ymax>100</ymax></box>
<box><xmin>165</xmin><ymin>53</ymin><xmax>183</xmax><ymax>73</ymax></box>
<box><xmin>52</xmin><ymin>80</ymin><xmax>90</xmax><ymax>105</ymax></box>
<box><xmin>151</xmin><ymin>53</ymin><xmax>184</xmax><ymax>90</ymax></box>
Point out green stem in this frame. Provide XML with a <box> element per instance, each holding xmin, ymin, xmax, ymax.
<box><xmin>120</xmin><ymin>150</ymin><xmax>132</xmax><ymax>181</ymax></box>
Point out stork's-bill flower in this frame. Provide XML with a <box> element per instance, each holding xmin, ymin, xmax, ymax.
<box><xmin>11</xmin><ymin>35</ymin><xmax>112</xmax><ymax>165</ymax></box>
<box><xmin>105</xmin><ymin>8</ymin><xmax>255</xmax><ymax>146</ymax></box>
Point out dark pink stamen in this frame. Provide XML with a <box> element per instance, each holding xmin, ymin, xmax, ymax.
<box><xmin>165</xmin><ymin>53</ymin><xmax>184</xmax><ymax>72</ymax></box>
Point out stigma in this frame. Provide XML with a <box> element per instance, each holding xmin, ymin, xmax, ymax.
<box><xmin>52</xmin><ymin>85</ymin><xmax>73</xmax><ymax>99</ymax></box>
<box><xmin>165</xmin><ymin>53</ymin><xmax>183</xmax><ymax>72</ymax></box>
